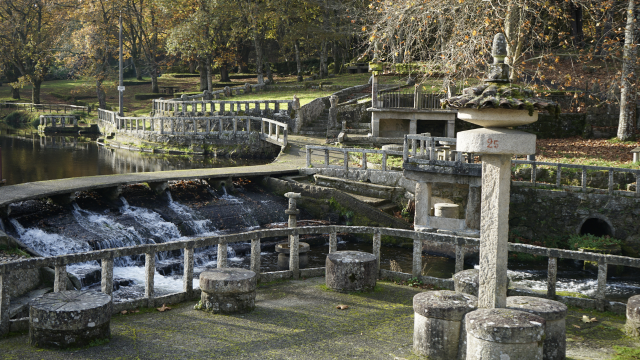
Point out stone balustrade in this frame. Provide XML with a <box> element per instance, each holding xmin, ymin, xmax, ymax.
<box><xmin>2</xmin><ymin>223</ymin><xmax>639</xmax><ymax>336</ymax></box>
<box><xmin>39</xmin><ymin>115</ymin><xmax>79</xmax><ymax>128</ymax></box>
<box><xmin>97</xmin><ymin>109</ymin><xmax>288</xmax><ymax>147</ymax></box>
<box><xmin>152</xmin><ymin>98</ymin><xmax>294</xmax><ymax>117</ymax></box>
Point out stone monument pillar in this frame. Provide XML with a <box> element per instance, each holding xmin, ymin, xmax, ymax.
<box><xmin>285</xmin><ymin>192</ymin><xmax>302</xmax><ymax>279</ymax></box>
<box><xmin>444</xmin><ymin>33</ymin><xmax>558</xmax><ymax>309</ymax></box>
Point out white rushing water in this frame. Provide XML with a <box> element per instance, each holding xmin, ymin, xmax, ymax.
<box><xmin>9</xmin><ymin>218</ymin><xmax>93</xmax><ymax>257</ymax></box>
<box><xmin>120</xmin><ymin>197</ymin><xmax>183</xmax><ymax>241</ymax></box>
<box><xmin>166</xmin><ymin>191</ymin><xmax>217</xmax><ymax>235</ymax></box>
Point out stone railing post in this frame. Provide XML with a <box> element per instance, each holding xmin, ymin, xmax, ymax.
<box><xmin>183</xmin><ymin>247</ymin><xmax>194</xmax><ymax>297</ymax></box>
<box><xmin>251</xmin><ymin>235</ymin><xmax>261</xmax><ymax>274</ymax></box>
<box><xmin>218</xmin><ymin>243</ymin><xmax>228</xmax><ymax>268</ymax></box>
<box><xmin>145</xmin><ymin>250</ymin><xmax>155</xmax><ymax>306</ymax></box>
<box><xmin>0</xmin><ymin>273</ymin><xmax>9</xmax><ymax>337</ymax></box>
<box><xmin>285</xmin><ymin>192</ymin><xmax>301</xmax><ymax>279</ymax></box>
<box><xmin>54</xmin><ymin>264</ymin><xmax>67</xmax><ymax>292</ymax></box>
<box><xmin>101</xmin><ymin>258</ymin><xmax>114</xmax><ymax>301</ymax></box>
<box><xmin>329</xmin><ymin>230</ymin><xmax>338</xmax><ymax>253</ymax></box>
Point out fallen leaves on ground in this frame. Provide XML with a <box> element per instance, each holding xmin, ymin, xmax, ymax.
<box><xmin>157</xmin><ymin>304</ymin><xmax>172</xmax><ymax>312</ymax></box>
<box><xmin>536</xmin><ymin>137</ymin><xmax>639</xmax><ymax>166</ymax></box>
<box><xmin>336</xmin><ymin>304</ymin><xmax>349</xmax><ymax>310</ymax></box>
<box><xmin>120</xmin><ymin>309</ymin><xmax>140</xmax><ymax>315</ymax></box>
<box><xmin>582</xmin><ymin>315</ymin><xmax>598</xmax><ymax>323</ymax></box>
<box><xmin>573</xmin><ymin>324</ymin><xmax>581</xmax><ymax>329</ymax></box>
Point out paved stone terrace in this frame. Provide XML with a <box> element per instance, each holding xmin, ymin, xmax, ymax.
<box><xmin>0</xmin><ymin>278</ymin><xmax>634</xmax><ymax>359</ymax></box>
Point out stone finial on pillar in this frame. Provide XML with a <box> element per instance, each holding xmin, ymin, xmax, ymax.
<box><xmin>485</xmin><ymin>33</ymin><xmax>510</xmax><ymax>83</ymax></box>
<box><xmin>284</xmin><ymin>192</ymin><xmax>301</xmax><ymax>228</ymax></box>
<box><xmin>292</xmin><ymin>95</ymin><xmax>300</xmax><ymax>110</ymax></box>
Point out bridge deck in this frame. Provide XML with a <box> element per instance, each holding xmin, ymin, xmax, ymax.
<box><xmin>0</xmin><ymin>164</ymin><xmax>298</xmax><ymax>208</ymax></box>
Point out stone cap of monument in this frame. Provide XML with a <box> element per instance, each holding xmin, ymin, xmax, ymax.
<box><xmin>466</xmin><ymin>308</ymin><xmax>546</xmax><ymax>344</ymax></box>
<box><xmin>413</xmin><ymin>290</ymin><xmax>477</xmax><ymax>321</ymax></box>
<box><xmin>441</xmin><ymin>33</ymin><xmax>560</xmax><ymax>115</ymax></box>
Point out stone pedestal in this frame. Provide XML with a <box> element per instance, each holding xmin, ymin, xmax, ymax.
<box><xmin>276</xmin><ymin>242</ymin><xmax>310</xmax><ymax>270</ymax></box>
<box><xmin>466</xmin><ymin>308</ymin><xmax>545</xmax><ymax>360</ymax></box>
<box><xmin>507</xmin><ymin>296</ymin><xmax>567</xmax><ymax>360</ymax></box>
<box><xmin>625</xmin><ymin>295</ymin><xmax>640</xmax><ymax>336</ymax></box>
<box><xmin>198</xmin><ymin>268</ymin><xmax>256</xmax><ymax>314</ymax></box>
<box><xmin>29</xmin><ymin>290</ymin><xmax>112</xmax><ymax>349</ymax></box>
<box><xmin>326</xmin><ymin>251</ymin><xmax>377</xmax><ymax>292</ymax></box>
<box><xmin>453</xmin><ymin>269</ymin><xmax>480</xmax><ymax>296</ymax></box>
<box><xmin>413</xmin><ymin>290</ymin><xmax>477</xmax><ymax>360</ymax></box>
<box><xmin>453</xmin><ymin>269</ymin><xmax>512</xmax><ymax>297</ymax></box>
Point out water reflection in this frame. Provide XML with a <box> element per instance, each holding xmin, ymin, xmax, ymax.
<box><xmin>1</xmin><ymin>134</ymin><xmax>271</xmax><ymax>185</ymax></box>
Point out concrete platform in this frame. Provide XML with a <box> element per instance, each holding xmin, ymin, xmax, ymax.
<box><xmin>0</xmin><ymin>278</ymin><xmax>634</xmax><ymax>359</ymax></box>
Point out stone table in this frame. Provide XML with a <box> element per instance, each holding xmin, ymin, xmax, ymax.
<box><xmin>29</xmin><ymin>290</ymin><xmax>112</xmax><ymax>349</ymax></box>
<box><xmin>413</xmin><ymin>290</ymin><xmax>477</xmax><ymax>360</ymax></box>
<box><xmin>198</xmin><ymin>268</ymin><xmax>257</xmax><ymax>314</ymax></box>
<box><xmin>507</xmin><ymin>296</ymin><xmax>568</xmax><ymax>360</ymax></box>
<box><xmin>326</xmin><ymin>251</ymin><xmax>377</xmax><ymax>292</ymax></box>
<box><xmin>466</xmin><ymin>308</ymin><xmax>545</xmax><ymax>360</ymax></box>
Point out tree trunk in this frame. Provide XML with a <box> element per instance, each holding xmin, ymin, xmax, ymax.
<box><xmin>332</xmin><ymin>41</ymin><xmax>339</xmax><ymax>74</ymax></box>
<box><xmin>199</xmin><ymin>59</ymin><xmax>207</xmax><ymax>91</ymax></box>
<box><xmin>618</xmin><ymin>0</ymin><xmax>637</xmax><ymax>141</ymax></box>
<box><xmin>11</xmin><ymin>87</ymin><xmax>20</xmax><ymax>100</ymax></box>
<box><xmin>206</xmin><ymin>59</ymin><xmax>213</xmax><ymax>90</ymax></box>
<box><xmin>266</xmin><ymin>62</ymin><xmax>273</xmax><ymax>83</ymax></box>
<box><xmin>150</xmin><ymin>67</ymin><xmax>159</xmax><ymax>93</ymax></box>
<box><xmin>505</xmin><ymin>2</ymin><xmax>524</xmax><ymax>81</ymax></box>
<box><xmin>189</xmin><ymin>61</ymin><xmax>196</xmax><ymax>74</ymax></box>
<box><xmin>32</xmin><ymin>79</ymin><xmax>42</xmax><ymax>104</ymax></box>
<box><xmin>238</xmin><ymin>42</ymin><xmax>251</xmax><ymax>73</ymax></box>
<box><xmin>96</xmin><ymin>80</ymin><xmax>107</xmax><ymax>109</ymax></box>
<box><xmin>320</xmin><ymin>42</ymin><xmax>328</xmax><ymax>78</ymax></box>
<box><xmin>254</xmin><ymin>33</ymin><xmax>265</xmax><ymax>85</ymax></box>
<box><xmin>569</xmin><ymin>3</ymin><xmax>584</xmax><ymax>47</ymax></box>
<box><xmin>295</xmin><ymin>40</ymin><xmax>303</xmax><ymax>82</ymax></box>
<box><xmin>220</xmin><ymin>61</ymin><xmax>231</xmax><ymax>82</ymax></box>
<box><xmin>133</xmin><ymin>60</ymin><xmax>143</xmax><ymax>81</ymax></box>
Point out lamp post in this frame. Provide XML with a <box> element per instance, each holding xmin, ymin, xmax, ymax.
<box><xmin>118</xmin><ymin>13</ymin><xmax>125</xmax><ymax>117</ymax></box>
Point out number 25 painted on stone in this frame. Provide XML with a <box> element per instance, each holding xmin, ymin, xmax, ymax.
<box><xmin>487</xmin><ymin>138</ymin><xmax>499</xmax><ymax>149</ymax></box>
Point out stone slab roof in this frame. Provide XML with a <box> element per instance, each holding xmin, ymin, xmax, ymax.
<box><xmin>441</xmin><ymin>84</ymin><xmax>560</xmax><ymax>114</ymax></box>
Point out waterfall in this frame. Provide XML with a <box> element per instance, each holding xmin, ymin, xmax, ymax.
<box><xmin>8</xmin><ymin>218</ymin><xmax>93</xmax><ymax>257</ymax></box>
<box><xmin>72</xmin><ymin>203</ymin><xmax>155</xmax><ymax>266</ymax></box>
<box><xmin>166</xmin><ymin>191</ymin><xmax>216</xmax><ymax>235</ymax></box>
<box><xmin>214</xmin><ymin>188</ymin><xmax>260</xmax><ymax>230</ymax></box>
<box><xmin>120</xmin><ymin>197</ymin><xmax>183</xmax><ymax>241</ymax></box>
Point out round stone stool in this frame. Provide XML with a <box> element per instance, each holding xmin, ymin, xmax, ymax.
<box><xmin>625</xmin><ymin>295</ymin><xmax>640</xmax><ymax>336</ymax></box>
<box><xmin>326</xmin><ymin>251</ymin><xmax>377</xmax><ymax>292</ymax></box>
<box><xmin>434</xmin><ymin>203</ymin><xmax>459</xmax><ymax>218</ymax></box>
<box><xmin>29</xmin><ymin>290</ymin><xmax>112</xmax><ymax>349</ymax></box>
<box><xmin>413</xmin><ymin>290</ymin><xmax>477</xmax><ymax>360</ymax></box>
<box><xmin>198</xmin><ymin>268</ymin><xmax>256</xmax><ymax>314</ymax></box>
<box><xmin>275</xmin><ymin>242</ymin><xmax>310</xmax><ymax>270</ymax></box>
<box><xmin>507</xmin><ymin>296</ymin><xmax>567</xmax><ymax>360</ymax></box>
<box><xmin>466</xmin><ymin>308</ymin><xmax>545</xmax><ymax>360</ymax></box>
<box><xmin>453</xmin><ymin>269</ymin><xmax>512</xmax><ymax>297</ymax></box>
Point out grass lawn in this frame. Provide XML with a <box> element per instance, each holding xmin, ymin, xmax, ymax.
<box><xmin>0</xmin><ymin>72</ymin><xmax>397</xmax><ymax>120</ymax></box>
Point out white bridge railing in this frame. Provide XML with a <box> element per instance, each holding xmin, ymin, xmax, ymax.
<box><xmin>1</xmin><ymin>224</ymin><xmax>637</xmax><ymax>336</ymax></box>
<box><xmin>98</xmin><ymin>109</ymin><xmax>288</xmax><ymax>147</ymax></box>
<box><xmin>153</xmin><ymin>99</ymin><xmax>295</xmax><ymax>117</ymax></box>
<box><xmin>38</xmin><ymin>115</ymin><xmax>80</xmax><ymax>128</ymax></box>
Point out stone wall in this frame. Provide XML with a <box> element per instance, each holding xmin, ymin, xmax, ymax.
<box><xmin>509</xmin><ymin>187</ymin><xmax>640</xmax><ymax>245</ymax></box>
<box><xmin>337</xmin><ymin>100</ymin><xmax>371</xmax><ymax>127</ymax></box>
<box><xmin>111</xmin><ymin>131</ymin><xmax>281</xmax><ymax>158</ymax></box>
<box><xmin>295</xmin><ymin>96</ymin><xmax>330</xmax><ymax>133</ymax></box>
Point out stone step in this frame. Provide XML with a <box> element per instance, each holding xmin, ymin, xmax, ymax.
<box><xmin>344</xmin><ymin>128</ymin><xmax>369</xmax><ymax>135</ymax></box>
<box><xmin>298</xmin><ymin>130</ymin><xmax>327</xmax><ymax>136</ymax></box>
<box><xmin>377</xmin><ymin>203</ymin><xmax>398</xmax><ymax>215</ymax></box>
<box><xmin>347</xmin><ymin>193</ymin><xmax>390</xmax><ymax>207</ymax></box>
<box><xmin>314</xmin><ymin>174</ymin><xmax>404</xmax><ymax>202</ymax></box>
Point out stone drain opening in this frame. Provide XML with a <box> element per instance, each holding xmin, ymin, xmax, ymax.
<box><xmin>580</xmin><ymin>217</ymin><xmax>613</xmax><ymax>237</ymax></box>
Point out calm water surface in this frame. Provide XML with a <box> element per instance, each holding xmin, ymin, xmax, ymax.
<box><xmin>0</xmin><ymin>134</ymin><xmax>271</xmax><ymax>185</ymax></box>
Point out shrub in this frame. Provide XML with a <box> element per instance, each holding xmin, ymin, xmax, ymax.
<box><xmin>568</xmin><ymin>234</ymin><xmax>622</xmax><ymax>250</ymax></box>
<box><xmin>3</xmin><ymin>111</ymin><xmax>35</xmax><ymax>128</ymax></box>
